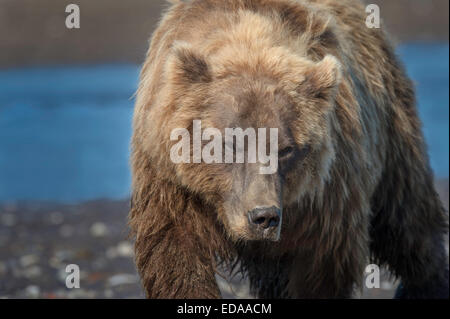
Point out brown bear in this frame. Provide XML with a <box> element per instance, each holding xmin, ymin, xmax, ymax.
<box><xmin>129</xmin><ymin>0</ymin><xmax>449</xmax><ymax>298</ymax></box>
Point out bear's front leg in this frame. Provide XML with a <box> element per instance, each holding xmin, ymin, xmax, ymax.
<box><xmin>134</xmin><ymin>224</ymin><xmax>221</xmax><ymax>299</ymax></box>
<box><xmin>129</xmin><ymin>174</ymin><xmax>223</xmax><ymax>299</ymax></box>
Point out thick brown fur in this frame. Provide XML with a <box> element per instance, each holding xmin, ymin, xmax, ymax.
<box><xmin>129</xmin><ymin>0</ymin><xmax>449</xmax><ymax>299</ymax></box>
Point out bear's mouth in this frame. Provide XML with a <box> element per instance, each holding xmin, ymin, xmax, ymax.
<box><xmin>248</xmin><ymin>226</ymin><xmax>281</xmax><ymax>242</ymax></box>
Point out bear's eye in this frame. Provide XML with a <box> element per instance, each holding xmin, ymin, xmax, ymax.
<box><xmin>279</xmin><ymin>144</ymin><xmax>311</xmax><ymax>173</ymax></box>
<box><xmin>279</xmin><ymin>146</ymin><xmax>295</xmax><ymax>160</ymax></box>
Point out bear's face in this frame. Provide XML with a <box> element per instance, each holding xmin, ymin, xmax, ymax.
<box><xmin>159</xmin><ymin>45</ymin><xmax>341</xmax><ymax>242</ymax></box>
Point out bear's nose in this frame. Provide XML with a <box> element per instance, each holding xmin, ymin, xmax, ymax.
<box><xmin>248</xmin><ymin>207</ymin><xmax>281</xmax><ymax>229</ymax></box>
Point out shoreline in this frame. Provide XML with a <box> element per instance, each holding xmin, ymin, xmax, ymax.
<box><xmin>0</xmin><ymin>178</ymin><xmax>447</xmax><ymax>298</ymax></box>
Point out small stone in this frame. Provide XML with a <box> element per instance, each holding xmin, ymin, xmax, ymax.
<box><xmin>49</xmin><ymin>257</ymin><xmax>63</xmax><ymax>269</ymax></box>
<box><xmin>66</xmin><ymin>288</ymin><xmax>97</xmax><ymax>299</ymax></box>
<box><xmin>57</xmin><ymin>268</ymin><xmax>68</xmax><ymax>282</ymax></box>
<box><xmin>54</xmin><ymin>250</ymin><xmax>75</xmax><ymax>262</ymax></box>
<box><xmin>20</xmin><ymin>254</ymin><xmax>39</xmax><ymax>268</ymax></box>
<box><xmin>90</xmin><ymin>222</ymin><xmax>108</xmax><ymax>237</ymax></box>
<box><xmin>24</xmin><ymin>285</ymin><xmax>40</xmax><ymax>298</ymax></box>
<box><xmin>116</xmin><ymin>241</ymin><xmax>134</xmax><ymax>258</ymax></box>
<box><xmin>107</xmin><ymin>274</ymin><xmax>138</xmax><ymax>287</ymax></box>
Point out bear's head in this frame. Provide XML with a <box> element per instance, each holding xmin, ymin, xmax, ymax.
<box><xmin>147</xmin><ymin>42</ymin><xmax>341</xmax><ymax>242</ymax></box>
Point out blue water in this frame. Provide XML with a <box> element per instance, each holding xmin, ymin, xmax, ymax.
<box><xmin>0</xmin><ymin>44</ymin><xmax>448</xmax><ymax>202</ymax></box>
<box><xmin>0</xmin><ymin>66</ymin><xmax>138</xmax><ymax>202</ymax></box>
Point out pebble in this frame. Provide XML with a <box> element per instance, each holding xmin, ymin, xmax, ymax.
<box><xmin>49</xmin><ymin>256</ymin><xmax>64</xmax><ymax>269</ymax></box>
<box><xmin>54</xmin><ymin>249</ymin><xmax>75</xmax><ymax>261</ymax></box>
<box><xmin>116</xmin><ymin>241</ymin><xmax>134</xmax><ymax>258</ymax></box>
<box><xmin>24</xmin><ymin>285</ymin><xmax>41</xmax><ymax>298</ymax></box>
<box><xmin>57</xmin><ymin>268</ymin><xmax>67</xmax><ymax>282</ymax></box>
<box><xmin>107</xmin><ymin>274</ymin><xmax>138</xmax><ymax>287</ymax></box>
<box><xmin>106</xmin><ymin>241</ymin><xmax>134</xmax><ymax>259</ymax></box>
<box><xmin>66</xmin><ymin>289</ymin><xmax>96</xmax><ymax>299</ymax></box>
<box><xmin>20</xmin><ymin>254</ymin><xmax>39</xmax><ymax>268</ymax></box>
<box><xmin>90</xmin><ymin>222</ymin><xmax>108</xmax><ymax>237</ymax></box>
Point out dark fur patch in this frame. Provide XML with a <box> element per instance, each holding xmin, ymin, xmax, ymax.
<box><xmin>176</xmin><ymin>48</ymin><xmax>212</xmax><ymax>83</ymax></box>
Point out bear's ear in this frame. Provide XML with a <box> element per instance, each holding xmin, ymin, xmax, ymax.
<box><xmin>300</xmin><ymin>55</ymin><xmax>341</xmax><ymax>100</ymax></box>
<box><xmin>172</xmin><ymin>43</ymin><xmax>212</xmax><ymax>84</ymax></box>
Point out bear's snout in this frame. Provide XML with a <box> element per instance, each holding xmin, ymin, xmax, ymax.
<box><xmin>247</xmin><ymin>206</ymin><xmax>282</xmax><ymax>241</ymax></box>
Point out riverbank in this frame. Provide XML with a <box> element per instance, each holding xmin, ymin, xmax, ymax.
<box><xmin>0</xmin><ymin>179</ymin><xmax>447</xmax><ymax>299</ymax></box>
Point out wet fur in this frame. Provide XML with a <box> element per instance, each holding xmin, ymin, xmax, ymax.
<box><xmin>129</xmin><ymin>0</ymin><xmax>449</xmax><ymax>299</ymax></box>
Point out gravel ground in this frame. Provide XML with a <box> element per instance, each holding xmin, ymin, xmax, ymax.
<box><xmin>0</xmin><ymin>179</ymin><xmax>447</xmax><ymax>299</ymax></box>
